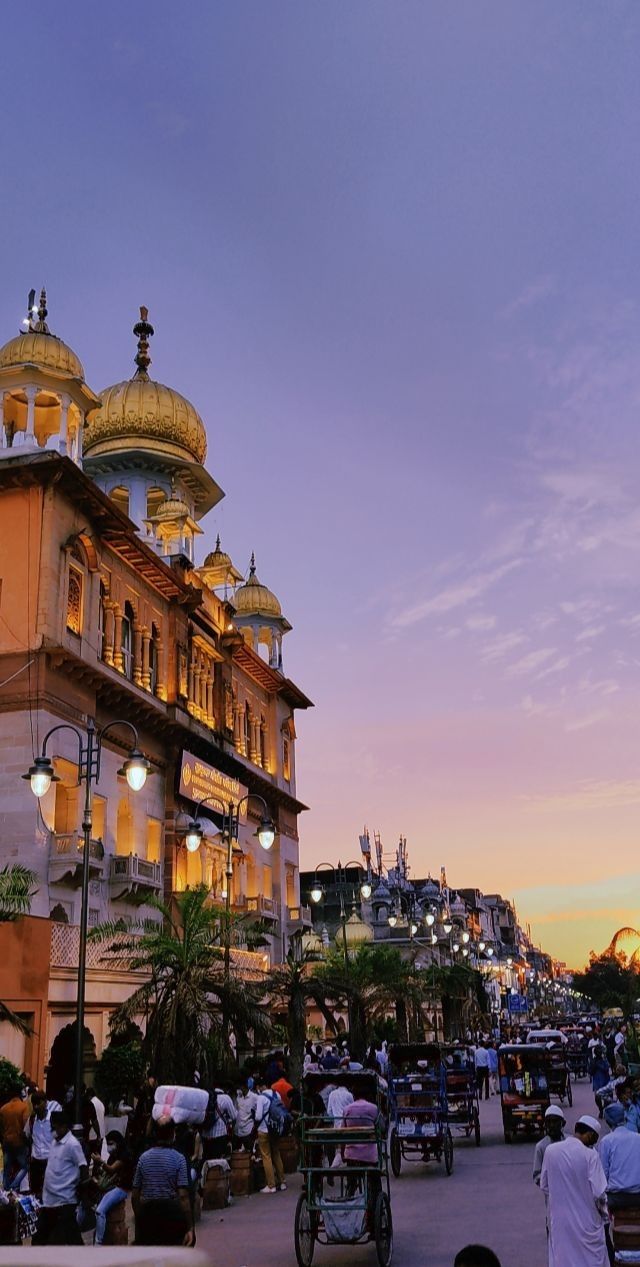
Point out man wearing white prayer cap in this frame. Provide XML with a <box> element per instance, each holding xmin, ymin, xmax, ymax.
<box><xmin>533</xmin><ymin>1105</ymin><xmax>566</xmax><ymax>1187</ymax></box>
<box><xmin>540</xmin><ymin>1113</ymin><xmax>608</xmax><ymax>1266</ymax></box>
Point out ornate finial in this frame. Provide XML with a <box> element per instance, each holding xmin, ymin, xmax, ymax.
<box><xmin>249</xmin><ymin>552</ymin><xmax>256</xmax><ymax>577</ymax></box>
<box><xmin>215</xmin><ymin>534</ymin><xmax>221</xmax><ymax>551</ymax></box>
<box><xmin>26</xmin><ymin>286</ymin><xmax>50</xmax><ymax>334</ymax></box>
<box><xmin>133</xmin><ymin>305</ymin><xmax>154</xmax><ymax>378</ymax></box>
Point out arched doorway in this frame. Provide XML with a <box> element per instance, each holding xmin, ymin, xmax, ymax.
<box><xmin>46</xmin><ymin>1021</ymin><xmax>96</xmax><ymax>1103</ymax></box>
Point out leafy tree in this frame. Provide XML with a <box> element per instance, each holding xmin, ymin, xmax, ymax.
<box><xmin>0</xmin><ymin>1056</ymin><xmax>21</xmax><ymax>1103</ymax></box>
<box><xmin>91</xmin><ymin>885</ymin><xmax>270</xmax><ymax>1083</ymax></box>
<box><xmin>573</xmin><ymin>950</ymin><xmax>640</xmax><ymax>1015</ymax></box>
<box><xmin>268</xmin><ymin>948</ymin><xmax>339</xmax><ymax>1085</ymax></box>
<box><xmin>316</xmin><ymin>944</ymin><xmax>432</xmax><ymax>1056</ymax></box>
<box><xmin>94</xmin><ymin>1040</ymin><xmax>144</xmax><ymax>1112</ymax></box>
<box><xmin>0</xmin><ymin>865</ymin><xmax>36</xmax><ymax>1033</ymax></box>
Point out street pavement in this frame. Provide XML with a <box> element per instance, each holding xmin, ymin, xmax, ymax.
<box><xmin>197</xmin><ymin>1076</ymin><xmax>599</xmax><ymax>1267</ymax></box>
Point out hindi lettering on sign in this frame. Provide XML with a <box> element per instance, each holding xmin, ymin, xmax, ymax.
<box><xmin>179</xmin><ymin>752</ymin><xmax>248</xmax><ymax>821</ymax></box>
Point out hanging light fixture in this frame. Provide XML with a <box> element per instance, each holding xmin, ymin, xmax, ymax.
<box><xmin>185</xmin><ymin>821</ymin><xmax>203</xmax><ymax>853</ymax></box>
<box><xmin>24</xmin><ymin>755</ymin><xmax>58</xmax><ymax>798</ymax></box>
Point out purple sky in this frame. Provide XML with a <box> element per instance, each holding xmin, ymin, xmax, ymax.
<box><xmin>3</xmin><ymin>3</ymin><xmax>640</xmax><ymax>967</ymax></box>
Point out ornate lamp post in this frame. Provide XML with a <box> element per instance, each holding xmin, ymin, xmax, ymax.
<box><xmin>182</xmin><ymin>791</ymin><xmax>275</xmax><ymax>987</ymax></box>
<box><xmin>24</xmin><ymin>718</ymin><xmax>149</xmax><ymax>1135</ymax></box>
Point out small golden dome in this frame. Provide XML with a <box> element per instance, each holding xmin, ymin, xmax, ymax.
<box><xmin>152</xmin><ymin>494</ymin><xmax>190</xmax><ymax>521</ymax></box>
<box><xmin>83</xmin><ymin>307</ymin><xmax>207</xmax><ymax>464</ymax></box>
<box><xmin>234</xmin><ymin>553</ymin><xmax>282</xmax><ymax>618</ymax></box>
<box><xmin>335</xmin><ymin>911</ymin><xmax>374</xmax><ymax>949</ymax></box>
<box><xmin>204</xmin><ymin>535</ymin><xmax>232</xmax><ymax>570</ymax></box>
<box><xmin>0</xmin><ymin>332</ymin><xmax>85</xmax><ymax>380</ymax></box>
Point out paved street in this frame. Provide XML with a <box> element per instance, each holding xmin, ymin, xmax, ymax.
<box><xmin>197</xmin><ymin>1079</ymin><xmax>598</xmax><ymax>1267</ymax></box>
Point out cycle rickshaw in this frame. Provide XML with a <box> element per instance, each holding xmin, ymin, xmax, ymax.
<box><xmin>388</xmin><ymin>1042</ymin><xmax>453</xmax><ymax>1176</ymax></box>
<box><xmin>295</xmin><ymin>1070</ymin><xmax>393</xmax><ymax>1267</ymax></box>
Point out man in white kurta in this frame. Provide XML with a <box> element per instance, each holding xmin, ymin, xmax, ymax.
<box><xmin>540</xmin><ymin>1115</ymin><xmax>608</xmax><ymax>1267</ymax></box>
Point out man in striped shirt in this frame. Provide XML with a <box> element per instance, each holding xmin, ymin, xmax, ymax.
<box><xmin>132</xmin><ymin>1117</ymin><xmax>194</xmax><ymax>1246</ymax></box>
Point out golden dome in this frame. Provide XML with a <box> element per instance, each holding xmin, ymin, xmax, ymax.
<box><xmin>84</xmin><ymin>377</ymin><xmax>207</xmax><ymax>464</ymax></box>
<box><xmin>204</xmin><ymin>535</ymin><xmax>232</xmax><ymax>570</ymax></box>
<box><xmin>0</xmin><ymin>332</ymin><xmax>84</xmax><ymax>380</ymax></box>
<box><xmin>151</xmin><ymin>494</ymin><xmax>190</xmax><ymax>521</ymax></box>
<box><xmin>335</xmin><ymin>911</ymin><xmax>374</xmax><ymax>950</ymax></box>
<box><xmin>83</xmin><ymin>307</ymin><xmax>207</xmax><ymax>465</ymax></box>
<box><xmin>0</xmin><ymin>292</ymin><xmax>84</xmax><ymax>380</ymax></box>
<box><xmin>234</xmin><ymin>554</ymin><xmax>282</xmax><ymax>618</ymax></box>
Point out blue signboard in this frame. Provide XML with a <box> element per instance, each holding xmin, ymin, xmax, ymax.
<box><xmin>507</xmin><ymin>994</ymin><xmax>528</xmax><ymax>1013</ymax></box>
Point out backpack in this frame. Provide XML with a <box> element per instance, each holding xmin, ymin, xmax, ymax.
<box><xmin>265</xmin><ymin>1092</ymin><xmax>293</xmax><ymax>1138</ymax></box>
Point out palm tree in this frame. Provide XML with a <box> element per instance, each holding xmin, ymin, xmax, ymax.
<box><xmin>92</xmin><ymin>885</ymin><xmax>271</xmax><ymax>1083</ymax></box>
<box><xmin>268</xmin><ymin>948</ymin><xmax>339</xmax><ymax>1085</ymax></box>
<box><xmin>0</xmin><ymin>864</ymin><xmax>36</xmax><ymax>1033</ymax></box>
<box><xmin>316</xmin><ymin>943</ymin><xmax>431</xmax><ymax>1055</ymax></box>
<box><xmin>604</xmin><ymin>928</ymin><xmax>640</xmax><ymax>964</ymax></box>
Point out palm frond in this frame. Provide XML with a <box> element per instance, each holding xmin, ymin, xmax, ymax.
<box><xmin>0</xmin><ymin>1002</ymin><xmax>33</xmax><ymax>1035</ymax></box>
<box><xmin>0</xmin><ymin>865</ymin><xmax>36</xmax><ymax>922</ymax></box>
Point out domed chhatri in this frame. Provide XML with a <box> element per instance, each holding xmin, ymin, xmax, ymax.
<box><xmin>335</xmin><ymin>909</ymin><xmax>374</xmax><ymax>951</ymax></box>
<box><xmin>234</xmin><ymin>553</ymin><xmax>282</xmax><ymax>617</ymax></box>
<box><xmin>232</xmin><ymin>552</ymin><xmax>292</xmax><ymax>671</ymax></box>
<box><xmin>84</xmin><ymin>307</ymin><xmax>208</xmax><ymax>465</ymax></box>
<box><xmin>0</xmin><ymin>289</ymin><xmax>98</xmax><ymax>461</ymax></box>
<box><xmin>198</xmin><ymin>534</ymin><xmax>243</xmax><ymax>593</ymax></box>
<box><xmin>83</xmin><ymin>307</ymin><xmax>223</xmax><ymax>560</ymax></box>
<box><xmin>0</xmin><ymin>289</ymin><xmax>85</xmax><ymax>380</ymax></box>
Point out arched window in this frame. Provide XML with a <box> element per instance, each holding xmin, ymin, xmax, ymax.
<box><xmin>146</xmin><ymin>486</ymin><xmax>166</xmax><ymax>521</ymax></box>
<box><xmin>109</xmin><ymin>486</ymin><xmax>130</xmax><ymax>517</ymax></box>
<box><xmin>66</xmin><ymin>568</ymin><xmax>83</xmax><ymax>636</ymax></box>
<box><xmin>121</xmin><ymin>602</ymin><xmax>134</xmax><ymax>679</ymax></box>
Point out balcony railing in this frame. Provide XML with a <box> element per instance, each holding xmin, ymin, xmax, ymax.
<box><xmin>110</xmin><ymin>853</ymin><xmax>162</xmax><ymax>897</ymax></box>
<box><xmin>49</xmin><ymin>832</ymin><xmax>105</xmax><ymax>886</ymax></box>
<box><xmin>50</xmin><ymin>922</ymin><xmax>144</xmax><ymax>973</ymax></box>
<box><xmin>246</xmin><ymin>895</ymin><xmax>279</xmax><ymax>921</ymax></box>
<box><xmin>287</xmin><ymin>904</ymin><xmax>312</xmax><ymax>926</ymax></box>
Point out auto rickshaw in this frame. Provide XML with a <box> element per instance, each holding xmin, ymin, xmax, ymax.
<box><xmin>498</xmin><ymin>1044</ymin><xmax>550</xmax><ymax>1143</ymax></box>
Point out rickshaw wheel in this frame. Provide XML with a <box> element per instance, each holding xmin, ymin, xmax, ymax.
<box><xmin>503</xmin><ymin>1129</ymin><xmax>513</xmax><ymax>1144</ymax></box>
<box><xmin>444</xmin><ymin>1128</ymin><xmax>454</xmax><ymax>1175</ymax></box>
<box><xmin>473</xmin><ymin>1106</ymin><xmax>481</xmax><ymax>1147</ymax></box>
<box><xmin>374</xmin><ymin>1192</ymin><xmax>393</xmax><ymax>1267</ymax></box>
<box><xmin>390</xmin><ymin>1129</ymin><xmax>402</xmax><ymax>1178</ymax></box>
<box><xmin>294</xmin><ymin>1193</ymin><xmax>316</xmax><ymax>1267</ymax></box>
<box><xmin>567</xmin><ymin>1077</ymin><xmax>573</xmax><ymax>1107</ymax></box>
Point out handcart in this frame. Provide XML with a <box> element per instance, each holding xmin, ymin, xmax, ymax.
<box><xmin>499</xmin><ymin>1044</ymin><xmax>550</xmax><ymax>1143</ymax></box>
<box><xmin>442</xmin><ymin>1042</ymin><xmax>481</xmax><ymax>1146</ymax></box>
<box><xmin>295</xmin><ymin>1070</ymin><xmax>393</xmax><ymax>1267</ymax></box>
<box><xmin>388</xmin><ymin>1042</ymin><xmax>453</xmax><ymax>1177</ymax></box>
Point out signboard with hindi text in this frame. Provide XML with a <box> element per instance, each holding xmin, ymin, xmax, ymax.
<box><xmin>179</xmin><ymin>752</ymin><xmax>248</xmax><ymax>820</ymax></box>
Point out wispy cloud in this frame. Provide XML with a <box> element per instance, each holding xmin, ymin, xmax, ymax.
<box><xmin>524</xmin><ymin>779</ymin><xmax>640</xmax><ymax>812</ymax></box>
<box><xmin>575</xmin><ymin>625</ymin><xmax>605</xmax><ymax>642</ymax></box>
<box><xmin>502</xmin><ymin>274</ymin><xmax>555</xmax><ymax>320</ymax></box>
<box><xmin>466</xmin><ymin>614</ymin><xmax>497</xmax><ymax>632</ymax></box>
<box><xmin>480</xmin><ymin>630</ymin><xmax>528</xmax><ymax>662</ymax></box>
<box><xmin>390</xmin><ymin>560</ymin><xmax>522</xmax><ymax>630</ymax></box>
<box><xmin>506</xmin><ymin>647</ymin><xmax>556</xmax><ymax>678</ymax></box>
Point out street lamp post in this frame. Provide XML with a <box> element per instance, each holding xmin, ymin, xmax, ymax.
<box><xmin>182</xmin><ymin>792</ymin><xmax>275</xmax><ymax>999</ymax></box>
<box><xmin>24</xmin><ymin>718</ymin><xmax>149</xmax><ymax>1136</ymax></box>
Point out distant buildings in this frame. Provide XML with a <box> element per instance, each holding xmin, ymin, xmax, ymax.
<box><xmin>301</xmin><ymin>833</ymin><xmax>571</xmax><ymax>1033</ymax></box>
<box><xmin>0</xmin><ymin>292</ymin><xmax>312</xmax><ymax>1086</ymax></box>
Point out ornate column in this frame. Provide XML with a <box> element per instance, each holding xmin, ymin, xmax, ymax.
<box><xmin>233</xmin><ymin>701</ymin><xmax>242</xmax><ymax>751</ymax></box>
<box><xmin>58</xmin><ymin>395</ymin><xmax>70</xmax><ymax>456</ymax></box>
<box><xmin>133</xmin><ymin>621</ymin><xmax>143</xmax><ymax>687</ymax></box>
<box><xmin>113</xmin><ymin>608</ymin><xmax>123</xmax><ymax>671</ymax></box>
<box><xmin>103</xmin><ymin>602</ymin><xmax>116</xmax><ymax>666</ymax></box>
<box><xmin>75</xmin><ymin>412</ymin><xmax>84</xmax><ymax>466</ymax></box>
<box><xmin>260</xmin><ymin>719</ymin><xmax>269</xmax><ymax>772</ymax></box>
<box><xmin>141</xmin><ymin>628</ymin><xmax>151</xmax><ymax>690</ymax></box>
<box><xmin>187</xmin><ymin>647</ymin><xmax>196</xmax><ymax>716</ymax></box>
<box><xmin>206</xmin><ymin>673</ymin><xmax>214</xmax><ymax>727</ymax></box>
<box><xmin>155</xmin><ymin>634</ymin><xmax>166</xmax><ymax>700</ymax></box>
<box><xmin>250</xmin><ymin>717</ymin><xmax>259</xmax><ymax>764</ymax></box>
<box><xmin>25</xmin><ymin>386</ymin><xmax>37</xmax><ymax>444</ymax></box>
